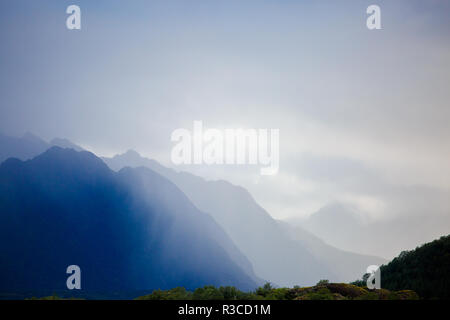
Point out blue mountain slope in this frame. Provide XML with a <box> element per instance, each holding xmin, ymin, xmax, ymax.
<box><xmin>0</xmin><ymin>147</ymin><xmax>257</xmax><ymax>297</ymax></box>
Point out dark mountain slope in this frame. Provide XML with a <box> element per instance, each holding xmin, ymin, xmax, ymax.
<box><xmin>380</xmin><ymin>235</ymin><xmax>450</xmax><ymax>299</ymax></box>
<box><xmin>0</xmin><ymin>147</ymin><xmax>257</xmax><ymax>297</ymax></box>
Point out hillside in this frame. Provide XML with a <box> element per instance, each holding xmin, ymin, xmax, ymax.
<box><xmin>381</xmin><ymin>235</ymin><xmax>450</xmax><ymax>299</ymax></box>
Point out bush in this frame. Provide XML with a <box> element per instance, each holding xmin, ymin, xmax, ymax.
<box><xmin>135</xmin><ymin>287</ymin><xmax>192</xmax><ymax>300</ymax></box>
<box><xmin>316</xmin><ymin>279</ymin><xmax>330</xmax><ymax>286</ymax></box>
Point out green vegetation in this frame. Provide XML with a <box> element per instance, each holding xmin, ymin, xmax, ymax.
<box><xmin>26</xmin><ymin>282</ymin><xmax>420</xmax><ymax>301</ymax></box>
<box><xmin>379</xmin><ymin>235</ymin><xmax>450</xmax><ymax>299</ymax></box>
<box><xmin>135</xmin><ymin>282</ymin><xmax>419</xmax><ymax>300</ymax></box>
<box><xmin>316</xmin><ymin>279</ymin><xmax>330</xmax><ymax>286</ymax></box>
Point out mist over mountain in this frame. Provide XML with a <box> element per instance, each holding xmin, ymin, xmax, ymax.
<box><xmin>292</xmin><ymin>203</ymin><xmax>450</xmax><ymax>260</ymax></box>
<box><xmin>0</xmin><ymin>133</ymin><xmax>84</xmax><ymax>163</ymax></box>
<box><xmin>49</xmin><ymin>138</ymin><xmax>84</xmax><ymax>152</ymax></box>
<box><xmin>277</xmin><ymin>221</ymin><xmax>386</xmax><ymax>282</ymax></box>
<box><xmin>288</xmin><ymin>204</ymin><xmax>370</xmax><ymax>255</ymax></box>
<box><xmin>0</xmin><ymin>147</ymin><xmax>258</xmax><ymax>296</ymax></box>
<box><xmin>0</xmin><ymin>132</ymin><xmax>49</xmax><ymax>163</ymax></box>
<box><xmin>103</xmin><ymin>150</ymin><xmax>384</xmax><ymax>285</ymax></box>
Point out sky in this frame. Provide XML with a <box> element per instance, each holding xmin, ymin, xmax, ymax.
<box><xmin>1</xmin><ymin>0</ymin><xmax>449</xmax><ymax>258</ymax></box>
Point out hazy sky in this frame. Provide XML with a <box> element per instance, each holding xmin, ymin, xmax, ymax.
<box><xmin>1</xmin><ymin>1</ymin><xmax>449</xmax><ymax>256</ymax></box>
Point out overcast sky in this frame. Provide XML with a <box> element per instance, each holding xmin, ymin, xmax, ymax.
<box><xmin>1</xmin><ymin>0</ymin><xmax>449</xmax><ymax>257</ymax></box>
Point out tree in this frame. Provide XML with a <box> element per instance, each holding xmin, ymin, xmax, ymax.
<box><xmin>316</xmin><ymin>279</ymin><xmax>329</xmax><ymax>286</ymax></box>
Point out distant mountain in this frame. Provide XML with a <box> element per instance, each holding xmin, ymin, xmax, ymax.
<box><xmin>103</xmin><ymin>150</ymin><xmax>384</xmax><ymax>285</ymax></box>
<box><xmin>0</xmin><ymin>132</ymin><xmax>49</xmax><ymax>163</ymax></box>
<box><xmin>288</xmin><ymin>204</ymin><xmax>371</xmax><ymax>256</ymax></box>
<box><xmin>294</xmin><ymin>203</ymin><xmax>450</xmax><ymax>260</ymax></box>
<box><xmin>277</xmin><ymin>221</ymin><xmax>386</xmax><ymax>282</ymax></box>
<box><xmin>0</xmin><ymin>147</ymin><xmax>258</xmax><ymax>297</ymax></box>
<box><xmin>380</xmin><ymin>235</ymin><xmax>450</xmax><ymax>299</ymax></box>
<box><xmin>0</xmin><ymin>133</ymin><xmax>84</xmax><ymax>163</ymax></box>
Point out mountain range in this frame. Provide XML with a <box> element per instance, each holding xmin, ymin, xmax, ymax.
<box><xmin>0</xmin><ymin>133</ymin><xmax>386</xmax><ymax>297</ymax></box>
<box><xmin>0</xmin><ymin>147</ymin><xmax>258</xmax><ymax>296</ymax></box>
<box><xmin>103</xmin><ymin>150</ymin><xmax>386</xmax><ymax>285</ymax></box>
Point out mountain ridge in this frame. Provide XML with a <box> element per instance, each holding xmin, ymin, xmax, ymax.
<box><xmin>0</xmin><ymin>147</ymin><xmax>259</xmax><ymax>296</ymax></box>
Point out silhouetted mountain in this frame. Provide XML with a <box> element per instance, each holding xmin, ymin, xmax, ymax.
<box><xmin>103</xmin><ymin>150</ymin><xmax>384</xmax><ymax>285</ymax></box>
<box><xmin>0</xmin><ymin>133</ymin><xmax>84</xmax><ymax>163</ymax></box>
<box><xmin>380</xmin><ymin>235</ymin><xmax>450</xmax><ymax>299</ymax></box>
<box><xmin>0</xmin><ymin>147</ymin><xmax>258</xmax><ymax>297</ymax></box>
